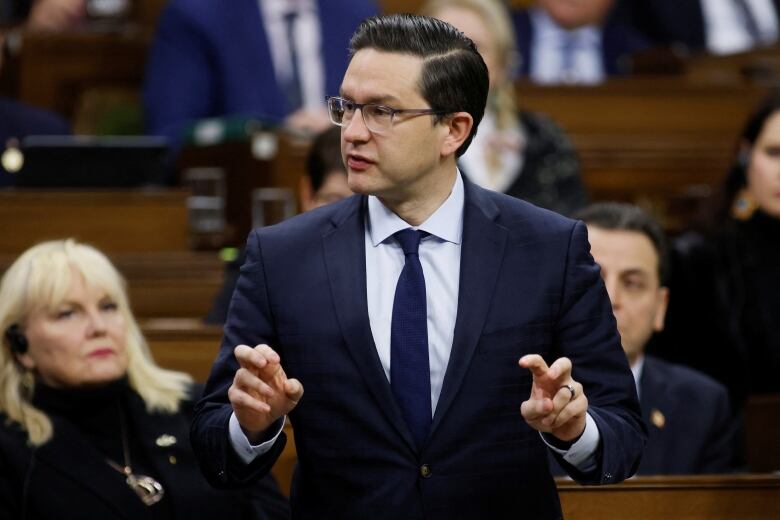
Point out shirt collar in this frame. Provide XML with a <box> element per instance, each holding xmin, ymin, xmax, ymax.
<box><xmin>367</xmin><ymin>172</ymin><xmax>464</xmax><ymax>246</ymax></box>
<box><xmin>259</xmin><ymin>0</ymin><xmax>315</xmax><ymax>18</ymax></box>
<box><xmin>631</xmin><ymin>354</ymin><xmax>645</xmax><ymax>399</ymax></box>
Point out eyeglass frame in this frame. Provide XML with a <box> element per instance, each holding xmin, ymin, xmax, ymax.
<box><xmin>325</xmin><ymin>96</ymin><xmax>452</xmax><ymax>134</ymax></box>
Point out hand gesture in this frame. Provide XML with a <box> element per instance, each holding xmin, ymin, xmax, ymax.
<box><xmin>518</xmin><ymin>355</ymin><xmax>587</xmax><ymax>442</ymax></box>
<box><xmin>228</xmin><ymin>344</ymin><xmax>303</xmax><ymax>443</ymax></box>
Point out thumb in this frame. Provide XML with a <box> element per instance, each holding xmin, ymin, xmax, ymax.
<box><xmin>285</xmin><ymin>378</ymin><xmax>304</xmax><ymax>405</ymax></box>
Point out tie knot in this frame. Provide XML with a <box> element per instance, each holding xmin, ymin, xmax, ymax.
<box><xmin>394</xmin><ymin>229</ymin><xmax>427</xmax><ymax>256</ymax></box>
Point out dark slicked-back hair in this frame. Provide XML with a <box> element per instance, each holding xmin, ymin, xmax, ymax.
<box><xmin>575</xmin><ymin>202</ymin><xmax>670</xmax><ymax>286</ymax></box>
<box><xmin>348</xmin><ymin>13</ymin><xmax>489</xmax><ymax>156</ymax></box>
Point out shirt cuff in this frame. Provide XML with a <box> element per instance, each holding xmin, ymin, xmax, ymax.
<box><xmin>228</xmin><ymin>412</ymin><xmax>286</xmax><ymax>464</ymax></box>
<box><xmin>541</xmin><ymin>412</ymin><xmax>600</xmax><ymax>472</ymax></box>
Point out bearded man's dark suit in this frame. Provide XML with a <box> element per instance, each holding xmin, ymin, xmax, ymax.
<box><xmin>192</xmin><ymin>177</ymin><xmax>646</xmax><ymax>519</ymax></box>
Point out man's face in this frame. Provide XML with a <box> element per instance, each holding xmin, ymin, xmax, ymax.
<box><xmin>339</xmin><ymin>49</ymin><xmax>452</xmax><ymax>205</ymax></box>
<box><xmin>537</xmin><ymin>0</ymin><xmax>615</xmax><ymax>30</ymax></box>
<box><xmin>586</xmin><ymin>226</ymin><xmax>668</xmax><ymax>365</ymax></box>
<box><xmin>305</xmin><ymin>170</ymin><xmax>352</xmax><ymax>211</ymax></box>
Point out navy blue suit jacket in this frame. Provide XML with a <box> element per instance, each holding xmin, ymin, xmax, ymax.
<box><xmin>513</xmin><ymin>9</ymin><xmax>649</xmax><ymax>77</ymax></box>
<box><xmin>142</xmin><ymin>0</ymin><xmax>377</xmax><ymax>146</ymax></box>
<box><xmin>638</xmin><ymin>355</ymin><xmax>737</xmax><ymax>475</ymax></box>
<box><xmin>0</xmin><ymin>97</ymin><xmax>70</xmax><ymax>187</ymax></box>
<box><xmin>192</xmin><ymin>179</ymin><xmax>645</xmax><ymax>519</ymax></box>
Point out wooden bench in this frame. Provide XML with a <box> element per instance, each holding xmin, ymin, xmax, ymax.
<box><xmin>0</xmin><ymin>250</ymin><xmax>224</xmax><ymax>321</ymax></box>
<box><xmin>0</xmin><ymin>189</ymin><xmax>190</xmax><ymax>254</ymax></box>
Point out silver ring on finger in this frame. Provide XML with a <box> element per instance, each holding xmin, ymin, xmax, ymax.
<box><xmin>560</xmin><ymin>383</ymin><xmax>576</xmax><ymax>401</ymax></box>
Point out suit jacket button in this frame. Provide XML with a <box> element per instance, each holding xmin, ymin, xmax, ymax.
<box><xmin>420</xmin><ymin>464</ymin><xmax>432</xmax><ymax>478</ymax></box>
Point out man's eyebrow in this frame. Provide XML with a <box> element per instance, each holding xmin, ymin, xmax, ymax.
<box><xmin>620</xmin><ymin>268</ymin><xmax>650</xmax><ymax>278</ymax></box>
<box><xmin>337</xmin><ymin>91</ymin><xmax>402</xmax><ymax>106</ymax></box>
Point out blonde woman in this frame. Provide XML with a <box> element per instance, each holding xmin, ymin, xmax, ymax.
<box><xmin>0</xmin><ymin>239</ymin><xmax>288</xmax><ymax>519</ymax></box>
<box><xmin>422</xmin><ymin>0</ymin><xmax>588</xmax><ymax>216</ymax></box>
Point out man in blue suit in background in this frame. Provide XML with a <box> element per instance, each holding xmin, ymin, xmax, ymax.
<box><xmin>142</xmin><ymin>0</ymin><xmax>378</xmax><ymax>148</ymax></box>
<box><xmin>192</xmin><ymin>14</ymin><xmax>645</xmax><ymax>519</ymax></box>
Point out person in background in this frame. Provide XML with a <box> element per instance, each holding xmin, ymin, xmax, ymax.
<box><xmin>512</xmin><ymin>0</ymin><xmax>648</xmax><ymax>84</ymax></box>
<box><xmin>421</xmin><ymin>0</ymin><xmax>587</xmax><ymax>216</ymax></box>
<box><xmin>0</xmin><ymin>0</ymin><xmax>87</xmax><ymax>31</ymax></box>
<box><xmin>205</xmin><ymin>126</ymin><xmax>351</xmax><ymax>325</ymax></box>
<box><xmin>0</xmin><ymin>12</ymin><xmax>71</xmax><ymax>187</ymax></box>
<box><xmin>576</xmin><ymin>202</ymin><xmax>738</xmax><ymax>475</ymax></box>
<box><xmin>191</xmin><ymin>14</ymin><xmax>644</xmax><ymax>518</ymax></box>
<box><xmin>619</xmin><ymin>0</ymin><xmax>779</xmax><ymax>56</ymax></box>
<box><xmin>142</xmin><ymin>0</ymin><xmax>378</xmax><ymax>150</ymax></box>
<box><xmin>655</xmin><ymin>95</ymin><xmax>780</xmax><ymax>410</ymax></box>
<box><xmin>0</xmin><ymin>239</ymin><xmax>289</xmax><ymax>519</ymax></box>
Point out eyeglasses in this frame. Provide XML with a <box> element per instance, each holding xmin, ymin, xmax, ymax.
<box><xmin>326</xmin><ymin>96</ymin><xmax>450</xmax><ymax>134</ymax></box>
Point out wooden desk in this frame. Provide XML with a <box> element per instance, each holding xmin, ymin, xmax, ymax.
<box><xmin>557</xmin><ymin>474</ymin><xmax>780</xmax><ymax>520</ymax></box>
<box><xmin>0</xmin><ymin>189</ymin><xmax>190</xmax><ymax>254</ymax></box>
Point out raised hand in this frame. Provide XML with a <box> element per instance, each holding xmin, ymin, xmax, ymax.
<box><xmin>228</xmin><ymin>344</ymin><xmax>303</xmax><ymax>443</ymax></box>
<box><xmin>518</xmin><ymin>354</ymin><xmax>587</xmax><ymax>442</ymax></box>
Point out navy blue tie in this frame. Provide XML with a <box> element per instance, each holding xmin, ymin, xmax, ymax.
<box><xmin>390</xmin><ymin>229</ymin><xmax>432</xmax><ymax>447</ymax></box>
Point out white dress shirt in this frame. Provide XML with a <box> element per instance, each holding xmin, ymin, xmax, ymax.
<box><xmin>257</xmin><ymin>0</ymin><xmax>326</xmax><ymax>110</ymax></box>
<box><xmin>230</xmin><ymin>173</ymin><xmax>600</xmax><ymax>471</ymax></box>
<box><xmin>702</xmin><ymin>0</ymin><xmax>779</xmax><ymax>55</ymax></box>
<box><xmin>529</xmin><ymin>8</ymin><xmax>605</xmax><ymax>85</ymax></box>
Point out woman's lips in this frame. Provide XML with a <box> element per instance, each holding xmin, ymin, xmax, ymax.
<box><xmin>88</xmin><ymin>348</ymin><xmax>115</xmax><ymax>358</ymax></box>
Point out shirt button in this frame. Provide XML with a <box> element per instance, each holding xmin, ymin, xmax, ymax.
<box><xmin>420</xmin><ymin>464</ymin><xmax>432</xmax><ymax>478</ymax></box>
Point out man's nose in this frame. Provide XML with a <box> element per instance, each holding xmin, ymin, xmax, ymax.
<box><xmin>343</xmin><ymin>108</ymin><xmax>370</xmax><ymax>142</ymax></box>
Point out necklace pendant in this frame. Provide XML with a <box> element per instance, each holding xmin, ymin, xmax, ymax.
<box><xmin>125</xmin><ymin>473</ymin><xmax>165</xmax><ymax>506</ymax></box>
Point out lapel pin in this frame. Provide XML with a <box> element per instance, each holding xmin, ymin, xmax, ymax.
<box><xmin>155</xmin><ymin>434</ymin><xmax>177</xmax><ymax>447</ymax></box>
<box><xmin>650</xmin><ymin>409</ymin><xmax>665</xmax><ymax>429</ymax></box>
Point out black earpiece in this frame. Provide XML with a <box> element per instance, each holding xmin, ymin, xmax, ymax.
<box><xmin>737</xmin><ymin>149</ymin><xmax>750</xmax><ymax>170</ymax></box>
<box><xmin>5</xmin><ymin>324</ymin><xmax>28</xmax><ymax>354</ymax></box>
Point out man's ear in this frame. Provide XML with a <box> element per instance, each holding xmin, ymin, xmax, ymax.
<box><xmin>653</xmin><ymin>287</ymin><xmax>670</xmax><ymax>332</ymax></box>
<box><xmin>440</xmin><ymin>112</ymin><xmax>474</xmax><ymax>158</ymax></box>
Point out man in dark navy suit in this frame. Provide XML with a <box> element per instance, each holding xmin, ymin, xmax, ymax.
<box><xmin>192</xmin><ymin>14</ymin><xmax>645</xmax><ymax>519</ymax></box>
<box><xmin>142</xmin><ymin>0</ymin><xmax>378</xmax><ymax>149</ymax></box>
<box><xmin>577</xmin><ymin>202</ymin><xmax>738</xmax><ymax>474</ymax></box>
<box><xmin>512</xmin><ymin>0</ymin><xmax>648</xmax><ymax>84</ymax></box>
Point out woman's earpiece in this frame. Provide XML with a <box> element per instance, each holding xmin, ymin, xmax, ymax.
<box><xmin>737</xmin><ymin>148</ymin><xmax>750</xmax><ymax>170</ymax></box>
<box><xmin>5</xmin><ymin>324</ymin><xmax>28</xmax><ymax>354</ymax></box>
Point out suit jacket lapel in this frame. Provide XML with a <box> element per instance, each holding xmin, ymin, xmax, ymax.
<box><xmin>430</xmin><ymin>181</ymin><xmax>508</xmax><ymax>437</ymax></box>
<box><xmin>35</xmin><ymin>416</ymin><xmax>148</xmax><ymax>520</ymax></box>
<box><xmin>323</xmin><ymin>196</ymin><xmax>417</xmax><ymax>451</ymax></box>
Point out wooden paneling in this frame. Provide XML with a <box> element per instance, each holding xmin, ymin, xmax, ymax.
<box><xmin>745</xmin><ymin>395</ymin><xmax>780</xmax><ymax>473</ymax></box>
<box><xmin>16</xmin><ymin>30</ymin><xmax>149</xmax><ymax>120</ymax></box>
<box><xmin>517</xmin><ymin>79</ymin><xmax>767</xmax><ymax>136</ymax></box>
<box><xmin>0</xmin><ymin>190</ymin><xmax>190</xmax><ymax>254</ymax></box>
<box><xmin>144</xmin><ymin>319</ymin><xmax>222</xmax><ymax>382</ymax></box>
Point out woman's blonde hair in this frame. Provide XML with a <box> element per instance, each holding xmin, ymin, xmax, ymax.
<box><xmin>420</xmin><ymin>0</ymin><xmax>519</xmax><ymax>129</ymax></box>
<box><xmin>0</xmin><ymin>239</ymin><xmax>192</xmax><ymax>446</ymax></box>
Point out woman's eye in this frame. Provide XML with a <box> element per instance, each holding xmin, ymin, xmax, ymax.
<box><xmin>56</xmin><ymin>309</ymin><xmax>75</xmax><ymax>320</ymax></box>
<box><xmin>101</xmin><ymin>301</ymin><xmax>119</xmax><ymax>312</ymax></box>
